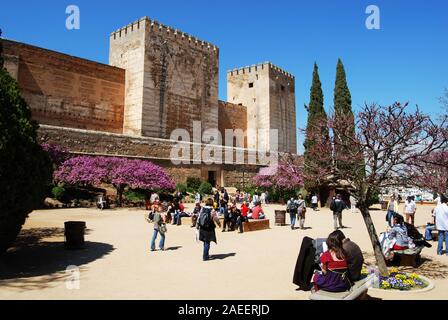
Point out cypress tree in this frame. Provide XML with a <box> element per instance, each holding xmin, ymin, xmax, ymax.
<box><xmin>303</xmin><ymin>63</ymin><xmax>330</xmax><ymax>193</ymax></box>
<box><xmin>333</xmin><ymin>58</ymin><xmax>364</xmax><ymax>179</ymax></box>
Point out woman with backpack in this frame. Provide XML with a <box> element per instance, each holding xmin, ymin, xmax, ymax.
<box><xmin>197</xmin><ymin>198</ymin><xmax>221</xmax><ymax>261</ymax></box>
<box><xmin>287</xmin><ymin>197</ymin><xmax>298</xmax><ymax>230</ymax></box>
<box><xmin>296</xmin><ymin>195</ymin><xmax>307</xmax><ymax>229</ymax></box>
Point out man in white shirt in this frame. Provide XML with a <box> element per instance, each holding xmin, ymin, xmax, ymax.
<box><xmin>403</xmin><ymin>196</ymin><xmax>417</xmax><ymax>225</ymax></box>
<box><xmin>434</xmin><ymin>195</ymin><xmax>448</xmax><ymax>256</ymax></box>
<box><xmin>150</xmin><ymin>192</ymin><xmax>159</xmax><ymax>204</ymax></box>
<box><xmin>311</xmin><ymin>195</ymin><xmax>318</xmax><ymax>211</ymax></box>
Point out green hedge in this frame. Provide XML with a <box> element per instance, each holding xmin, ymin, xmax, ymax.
<box><xmin>198</xmin><ymin>181</ymin><xmax>213</xmax><ymax>195</ymax></box>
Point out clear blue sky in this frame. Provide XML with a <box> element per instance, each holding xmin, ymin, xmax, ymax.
<box><xmin>1</xmin><ymin>0</ymin><xmax>447</xmax><ymax>154</ymax></box>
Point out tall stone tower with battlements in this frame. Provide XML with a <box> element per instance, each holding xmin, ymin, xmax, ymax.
<box><xmin>227</xmin><ymin>62</ymin><xmax>296</xmax><ymax>154</ymax></box>
<box><xmin>109</xmin><ymin>17</ymin><xmax>219</xmax><ymax>138</ymax></box>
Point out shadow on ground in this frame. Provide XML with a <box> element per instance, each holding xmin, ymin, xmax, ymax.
<box><xmin>211</xmin><ymin>253</ymin><xmax>236</xmax><ymax>260</ymax></box>
<box><xmin>0</xmin><ymin>228</ymin><xmax>114</xmax><ymax>291</ymax></box>
<box><xmin>363</xmin><ymin>251</ymin><xmax>448</xmax><ymax>279</ymax></box>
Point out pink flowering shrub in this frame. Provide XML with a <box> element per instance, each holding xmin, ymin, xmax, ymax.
<box><xmin>254</xmin><ymin>162</ymin><xmax>304</xmax><ymax>191</ymax></box>
<box><xmin>54</xmin><ymin>156</ymin><xmax>175</xmax><ymax>205</ymax></box>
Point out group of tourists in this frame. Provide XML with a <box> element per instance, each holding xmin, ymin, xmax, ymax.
<box><xmin>145</xmin><ymin>187</ymin><xmax>268</xmax><ymax>260</ymax></box>
<box><xmin>381</xmin><ymin>192</ymin><xmax>448</xmax><ymax>260</ymax></box>
<box><xmin>234</xmin><ymin>190</ymin><xmax>269</xmax><ymax>205</ymax></box>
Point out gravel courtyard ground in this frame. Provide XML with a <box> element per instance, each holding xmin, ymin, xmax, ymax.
<box><xmin>1</xmin><ymin>203</ymin><xmax>447</xmax><ymax>300</ymax></box>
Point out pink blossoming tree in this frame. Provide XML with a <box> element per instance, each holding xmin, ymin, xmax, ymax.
<box><xmin>55</xmin><ymin>156</ymin><xmax>175</xmax><ymax>206</ymax></box>
<box><xmin>305</xmin><ymin>102</ymin><xmax>448</xmax><ymax>275</ymax></box>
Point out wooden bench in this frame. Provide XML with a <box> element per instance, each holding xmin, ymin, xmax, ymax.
<box><xmin>386</xmin><ymin>246</ymin><xmax>423</xmax><ymax>267</ymax></box>
<box><xmin>242</xmin><ymin>219</ymin><xmax>270</xmax><ymax>232</ymax></box>
<box><xmin>309</xmin><ymin>274</ymin><xmax>375</xmax><ymax>300</ymax></box>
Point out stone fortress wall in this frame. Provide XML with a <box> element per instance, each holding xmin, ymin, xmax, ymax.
<box><xmin>2</xmin><ymin>16</ymin><xmax>298</xmax><ymax>187</ymax></box>
<box><xmin>2</xmin><ymin>40</ymin><xmax>125</xmax><ymax>133</ymax></box>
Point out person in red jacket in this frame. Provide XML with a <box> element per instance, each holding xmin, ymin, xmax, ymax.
<box><xmin>250</xmin><ymin>202</ymin><xmax>265</xmax><ymax>220</ymax></box>
<box><xmin>237</xmin><ymin>202</ymin><xmax>250</xmax><ymax>233</ymax></box>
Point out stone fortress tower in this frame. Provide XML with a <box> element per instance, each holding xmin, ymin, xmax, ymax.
<box><xmin>227</xmin><ymin>63</ymin><xmax>297</xmax><ymax>154</ymax></box>
<box><xmin>109</xmin><ymin>17</ymin><xmax>219</xmax><ymax>138</ymax></box>
<box><xmin>1</xmin><ymin>16</ymin><xmax>299</xmax><ymax>187</ymax></box>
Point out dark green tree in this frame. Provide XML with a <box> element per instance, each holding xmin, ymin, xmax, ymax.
<box><xmin>0</xmin><ymin>31</ymin><xmax>53</xmax><ymax>254</ymax></box>
<box><xmin>333</xmin><ymin>59</ymin><xmax>364</xmax><ymax>179</ymax></box>
<box><xmin>303</xmin><ymin>63</ymin><xmax>331</xmax><ymax>196</ymax></box>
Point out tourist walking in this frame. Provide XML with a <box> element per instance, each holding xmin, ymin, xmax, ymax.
<box><xmin>150</xmin><ymin>191</ymin><xmax>160</xmax><ymax>204</ymax></box>
<box><xmin>260</xmin><ymin>192</ymin><xmax>266</xmax><ymax>205</ymax></box>
<box><xmin>311</xmin><ymin>194</ymin><xmax>318</xmax><ymax>211</ymax></box>
<box><xmin>434</xmin><ymin>195</ymin><xmax>448</xmax><ymax>255</ymax></box>
<box><xmin>403</xmin><ymin>196</ymin><xmax>417</xmax><ymax>225</ymax></box>
<box><xmin>149</xmin><ymin>206</ymin><xmax>166</xmax><ymax>251</ymax></box>
<box><xmin>349</xmin><ymin>194</ymin><xmax>357</xmax><ymax>213</ymax></box>
<box><xmin>197</xmin><ymin>198</ymin><xmax>221</xmax><ymax>261</ymax></box>
<box><xmin>330</xmin><ymin>194</ymin><xmax>346</xmax><ymax>230</ymax></box>
<box><xmin>195</xmin><ymin>191</ymin><xmax>202</xmax><ymax>204</ymax></box>
<box><xmin>296</xmin><ymin>195</ymin><xmax>306</xmax><ymax>229</ymax></box>
<box><xmin>287</xmin><ymin>197</ymin><xmax>298</xmax><ymax>230</ymax></box>
<box><xmin>386</xmin><ymin>194</ymin><xmax>399</xmax><ymax>228</ymax></box>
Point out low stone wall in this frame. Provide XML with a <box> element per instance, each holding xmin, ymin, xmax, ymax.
<box><xmin>38</xmin><ymin>125</ymin><xmax>262</xmax><ymax>187</ymax></box>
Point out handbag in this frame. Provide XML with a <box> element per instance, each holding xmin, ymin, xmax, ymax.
<box><xmin>159</xmin><ymin>223</ymin><xmax>167</xmax><ymax>234</ymax></box>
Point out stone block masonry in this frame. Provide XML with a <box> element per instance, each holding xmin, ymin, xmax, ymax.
<box><xmin>3</xmin><ymin>40</ymin><xmax>125</xmax><ymax>134</ymax></box>
<box><xmin>227</xmin><ymin>62</ymin><xmax>297</xmax><ymax>154</ymax></box>
<box><xmin>38</xmin><ymin>125</ymin><xmax>260</xmax><ymax>187</ymax></box>
<box><xmin>110</xmin><ymin>17</ymin><xmax>219</xmax><ymax>139</ymax></box>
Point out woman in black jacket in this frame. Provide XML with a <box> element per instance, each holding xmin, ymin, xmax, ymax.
<box><xmin>197</xmin><ymin>198</ymin><xmax>221</xmax><ymax>261</ymax></box>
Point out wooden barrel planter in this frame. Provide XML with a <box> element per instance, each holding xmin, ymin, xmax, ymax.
<box><xmin>64</xmin><ymin>221</ymin><xmax>86</xmax><ymax>250</ymax></box>
<box><xmin>275</xmin><ymin>210</ymin><xmax>287</xmax><ymax>226</ymax></box>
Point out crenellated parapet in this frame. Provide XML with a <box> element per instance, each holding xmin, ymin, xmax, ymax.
<box><xmin>110</xmin><ymin>16</ymin><xmax>218</xmax><ymax>53</ymax></box>
<box><xmin>227</xmin><ymin>61</ymin><xmax>294</xmax><ymax>79</ymax></box>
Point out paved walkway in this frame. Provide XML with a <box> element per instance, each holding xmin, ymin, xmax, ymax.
<box><xmin>1</xmin><ymin>203</ymin><xmax>447</xmax><ymax>299</ymax></box>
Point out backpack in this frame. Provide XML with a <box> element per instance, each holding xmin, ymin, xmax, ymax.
<box><xmin>287</xmin><ymin>200</ymin><xmax>298</xmax><ymax>212</ymax></box>
<box><xmin>198</xmin><ymin>207</ymin><xmax>214</xmax><ymax>230</ymax></box>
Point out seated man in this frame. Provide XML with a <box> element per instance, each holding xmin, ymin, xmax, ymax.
<box><xmin>237</xmin><ymin>202</ymin><xmax>250</xmax><ymax>233</ymax></box>
<box><xmin>333</xmin><ymin>230</ymin><xmax>364</xmax><ymax>282</ymax></box>
<box><xmin>249</xmin><ymin>202</ymin><xmax>265</xmax><ymax>220</ymax></box>
<box><xmin>425</xmin><ymin>208</ymin><xmax>437</xmax><ymax>241</ymax></box>
<box><xmin>97</xmin><ymin>194</ymin><xmax>107</xmax><ymax>210</ymax></box>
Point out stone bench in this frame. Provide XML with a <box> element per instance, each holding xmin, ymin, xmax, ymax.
<box><xmin>180</xmin><ymin>216</ymin><xmax>196</xmax><ymax>227</ymax></box>
<box><xmin>242</xmin><ymin>219</ymin><xmax>270</xmax><ymax>232</ymax></box>
<box><xmin>387</xmin><ymin>246</ymin><xmax>424</xmax><ymax>267</ymax></box>
<box><xmin>309</xmin><ymin>274</ymin><xmax>375</xmax><ymax>300</ymax></box>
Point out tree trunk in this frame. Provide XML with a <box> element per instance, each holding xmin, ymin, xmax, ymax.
<box><xmin>359</xmin><ymin>205</ymin><xmax>389</xmax><ymax>276</ymax></box>
<box><xmin>116</xmin><ymin>185</ymin><xmax>125</xmax><ymax>207</ymax></box>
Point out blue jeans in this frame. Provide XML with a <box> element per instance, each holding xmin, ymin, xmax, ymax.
<box><xmin>151</xmin><ymin>229</ymin><xmax>165</xmax><ymax>251</ymax></box>
<box><xmin>386</xmin><ymin>210</ymin><xmax>395</xmax><ymax>227</ymax></box>
<box><xmin>290</xmin><ymin>212</ymin><xmax>296</xmax><ymax>228</ymax></box>
<box><xmin>425</xmin><ymin>224</ymin><xmax>436</xmax><ymax>241</ymax></box>
<box><xmin>437</xmin><ymin>230</ymin><xmax>448</xmax><ymax>255</ymax></box>
<box><xmin>173</xmin><ymin>210</ymin><xmax>181</xmax><ymax>225</ymax></box>
<box><xmin>203</xmin><ymin>241</ymin><xmax>210</xmax><ymax>260</ymax></box>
